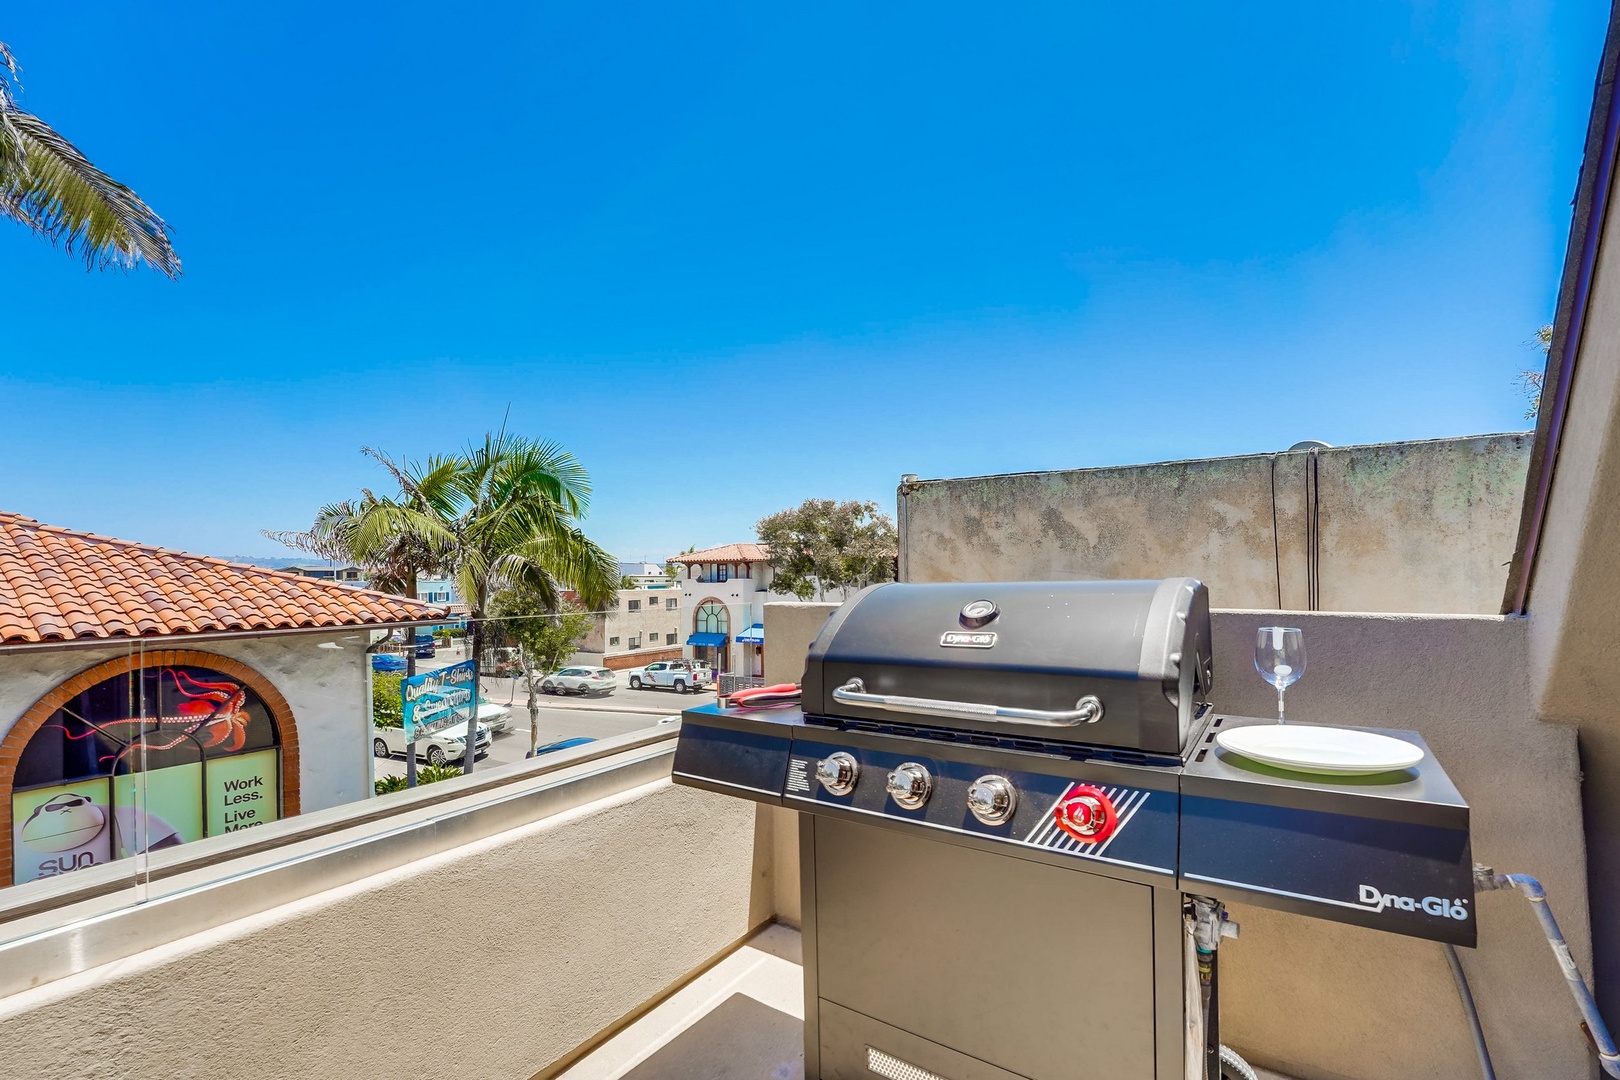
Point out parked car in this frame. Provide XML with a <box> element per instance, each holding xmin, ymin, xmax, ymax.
<box><xmin>371</xmin><ymin>653</ymin><xmax>408</xmax><ymax>674</ymax></box>
<box><xmin>625</xmin><ymin>661</ymin><xmax>713</xmax><ymax>693</ymax></box>
<box><xmin>539</xmin><ymin>667</ymin><xmax>617</xmax><ymax>696</ymax></box>
<box><xmin>371</xmin><ymin>719</ymin><xmax>491</xmax><ymax>767</ymax></box>
<box><xmin>531</xmin><ymin>736</ymin><xmax>596</xmax><ymax>757</ymax></box>
<box><xmin>413</xmin><ymin>632</ymin><xmax>436</xmax><ymax>659</ymax></box>
<box><xmin>475</xmin><ymin>701</ymin><xmax>510</xmax><ymax>733</ymax></box>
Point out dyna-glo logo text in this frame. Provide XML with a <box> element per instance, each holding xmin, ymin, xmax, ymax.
<box><xmin>940</xmin><ymin>631</ymin><xmax>997</xmax><ymax>648</ymax></box>
<box><xmin>1358</xmin><ymin>884</ymin><xmax>1470</xmax><ymax>921</ymax></box>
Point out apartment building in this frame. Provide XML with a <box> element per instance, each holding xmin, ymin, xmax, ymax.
<box><xmin>576</xmin><ymin>586</ymin><xmax>684</xmax><ymax>668</ymax></box>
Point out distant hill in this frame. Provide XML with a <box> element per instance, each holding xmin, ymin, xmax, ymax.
<box><xmin>214</xmin><ymin>555</ymin><xmax>333</xmax><ymax>569</ymax></box>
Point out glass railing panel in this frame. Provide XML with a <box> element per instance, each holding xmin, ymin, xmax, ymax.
<box><xmin>0</xmin><ymin>612</ymin><xmax>689</xmax><ymax>945</ymax></box>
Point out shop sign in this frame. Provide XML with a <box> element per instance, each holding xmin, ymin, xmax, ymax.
<box><xmin>402</xmin><ymin>660</ymin><xmax>475</xmax><ymax>740</ymax></box>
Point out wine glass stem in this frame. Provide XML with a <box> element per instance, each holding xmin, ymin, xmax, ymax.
<box><xmin>1277</xmin><ymin>686</ymin><xmax>1287</xmax><ymax>725</ymax></box>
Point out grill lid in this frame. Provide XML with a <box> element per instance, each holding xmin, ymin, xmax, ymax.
<box><xmin>800</xmin><ymin>578</ymin><xmax>1212</xmax><ymax>755</ymax></box>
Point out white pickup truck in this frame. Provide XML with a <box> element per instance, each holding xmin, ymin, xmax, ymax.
<box><xmin>625</xmin><ymin>661</ymin><xmax>714</xmax><ymax>694</ymax></box>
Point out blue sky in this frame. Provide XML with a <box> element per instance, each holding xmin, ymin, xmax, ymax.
<box><xmin>0</xmin><ymin>2</ymin><xmax>1606</xmax><ymax>563</ymax></box>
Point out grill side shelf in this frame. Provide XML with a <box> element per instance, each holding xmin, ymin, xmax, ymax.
<box><xmin>1177</xmin><ymin>715</ymin><xmax>1476</xmax><ymax>946</ymax></box>
<box><xmin>671</xmin><ymin>707</ymin><xmax>799</xmax><ymax>805</ymax></box>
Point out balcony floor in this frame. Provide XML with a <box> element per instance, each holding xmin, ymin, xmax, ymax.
<box><xmin>558</xmin><ymin>922</ymin><xmax>805</xmax><ymax>1080</ymax></box>
<box><xmin>555</xmin><ymin>923</ymin><xmax>1294</xmax><ymax>1080</ymax></box>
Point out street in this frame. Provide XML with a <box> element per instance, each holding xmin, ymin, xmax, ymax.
<box><xmin>372</xmin><ymin>661</ymin><xmax>715</xmax><ymax>780</ymax></box>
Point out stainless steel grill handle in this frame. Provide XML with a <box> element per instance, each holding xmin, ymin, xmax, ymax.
<box><xmin>832</xmin><ymin>678</ymin><xmax>1103</xmax><ymax>727</ymax></box>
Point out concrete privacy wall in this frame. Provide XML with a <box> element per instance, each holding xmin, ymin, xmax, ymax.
<box><xmin>760</xmin><ymin>602</ymin><xmax>1592</xmax><ymax>1080</ymax></box>
<box><xmin>900</xmin><ymin>434</ymin><xmax>1531</xmax><ymax>614</ymax></box>
<box><xmin>0</xmin><ymin>778</ymin><xmax>763</xmax><ymax>1080</ymax></box>
<box><xmin>0</xmin><ymin>631</ymin><xmax>373</xmax><ymax>814</ymax></box>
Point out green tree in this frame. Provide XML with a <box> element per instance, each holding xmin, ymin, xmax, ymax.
<box><xmin>0</xmin><ymin>42</ymin><xmax>179</xmax><ymax>275</ymax></box>
<box><xmin>755</xmin><ymin>499</ymin><xmax>897</xmax><ymax>600</ymax></box>
<box><xmin>488</xmin><ymin>591</ymin><xmax>594</xmax><ymax>755</ymax></box>
<box><xmin>352</xmin><ymin>429</ymin><xmax>620</xmax><ymax>773</ymax></box>
<box><xmin>372</xmin><ymin>672</ymin><xmax>404</xmax><ymax>728</ymax></box>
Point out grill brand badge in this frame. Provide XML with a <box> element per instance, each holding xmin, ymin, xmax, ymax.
<box><xmin>1357</xmin><ymin>883</ymin><xmax>1470</xmax><ymax>921</ymax></box>
<box><xmin>940</xmin><ymin>631</ymin><xmax>997</xmax><ymax>648</ymax></box>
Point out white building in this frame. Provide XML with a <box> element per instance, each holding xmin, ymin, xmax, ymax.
<box><xmin>576</xmin><ymin>585</ymin><xmax>684</xmax><ymax>669</ymax></box>
<box><xmin>668</xmin><ymin>544</ymin><xmax>799</xmax><ymax>678</ymax></box>
<box><xmin>617</xmin><ymin>561</ymin><xmax>672</xmax><ymax>589</ymax></box>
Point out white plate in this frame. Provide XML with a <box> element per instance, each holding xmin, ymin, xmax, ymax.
<box><xmin>1214</xmin><ymin>725</ymin><xmax>1424</xmax><ymax>775</ymax></box>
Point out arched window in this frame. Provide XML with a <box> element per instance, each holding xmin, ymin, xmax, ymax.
<box><xmin>12</xmin><ymin>663</ymin><xmax>282</xmax><ymax>884</ymax></box>
<box><xmin>694</xmin><ymin>600</ymin><xmax>730</xmax><ymax>638</ymax></box>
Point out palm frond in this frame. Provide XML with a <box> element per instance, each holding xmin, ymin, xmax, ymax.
<box><xmin>0</xmin><ymin>41</ymin><xmax>178</xmax><ymax>276</ymax></box>
<box><xmin>0</xmin><ymin>108</ymin><xmax>179</xmax><ymax>276</ymax></box>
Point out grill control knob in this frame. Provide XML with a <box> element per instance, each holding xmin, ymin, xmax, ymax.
<box><xmin>816</xmin><ymin>752</ymin><xmax>860</xmax><ymax>796</ymax></box>
<box><xmin>886</xmin><ymin>762</ymin><xmax>933</xmax><ymax>810</ymax></box>
<box><xmin>1054</xmin><ymin>785</ymin><xmax>1119</xmax><ymax>843</ymax></box>
<box><xmin>967</xmin><ymin>775</ymin><xmax>1017</xmax><ymax>825</ymax></box>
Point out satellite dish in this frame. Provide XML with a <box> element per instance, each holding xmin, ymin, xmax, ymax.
<box><xmin>1288</xmin><ymin>440</ymin><xmax>1332</xmax><ymax>451</ymax></box>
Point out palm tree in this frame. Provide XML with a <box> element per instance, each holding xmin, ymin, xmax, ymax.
<box><xmin>353</xmin><ymin>431</ymin><xmax>620</xmax><ymax>773</ymax></box>
<box><xmin>0</xmin><ymin>41</ymin><xmax>179</xmax><ymax>275</ymax></box>
<box><xmin>261</xmin><ymin>472</ymin><xmax>444</xmax><ymax>597</ymax></box>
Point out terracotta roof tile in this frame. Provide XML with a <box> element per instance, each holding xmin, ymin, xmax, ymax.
<box><xmin>0</xmin><ymin>511</ymin><xmax>448</xmax><ymax>646</ymax></box>
<box><xmin>668</xmin><ymin>542</ymin><xmax>771</xmax><ymax>565</ymax></box>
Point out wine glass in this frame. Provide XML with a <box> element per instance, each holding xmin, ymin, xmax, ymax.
<box><xmin>1254</xmin><ymin>627</ymin><xmax>1305</xmax><ymax>724</ymax></box>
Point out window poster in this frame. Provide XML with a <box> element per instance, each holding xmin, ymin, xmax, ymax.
<box><xmin>205</xmin><ymin>749</ymin><xmax>280</xmax><ymax>835</ymax></box>
<box><xmin>13</xmin><ymin>779</ymin><xmax>114</xmax><ymax>883</ymax></box>
<box><xmin>111</xmin><ymin>763</ymin><xmax>205</xmax><ymax>858</ymax></box>
<box><xmin>11</xmin><ymin>663</ymin><xmax>284</xmax><ymax>886</ymax></box>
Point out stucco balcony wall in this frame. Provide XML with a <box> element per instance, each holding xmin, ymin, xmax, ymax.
<box><xmin>0</xmin><ymin>740</ymin><xmax>769</xmax><ymax>1080</ymax></box>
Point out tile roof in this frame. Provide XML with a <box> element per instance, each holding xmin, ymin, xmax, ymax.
<box><xmin>0</xmin><ymin>511</ymin><xmax>449</xmax><ymax>646</ymax></box>
<box><xmin>668</xmin><ymin>543</ymin><xmax>771</xmax><ymax>565</ymax></box>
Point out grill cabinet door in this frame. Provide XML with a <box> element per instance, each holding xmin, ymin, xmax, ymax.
<box><xmin>812</xmin><ymin>816</ymin><xmax>1159</xmax><ymax>1080</ymax></box>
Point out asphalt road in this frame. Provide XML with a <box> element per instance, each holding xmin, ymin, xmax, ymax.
<box><xmin>371</xmin><ymin>689</ymin><xmax>712</xmax><ymax>780</ymax></box>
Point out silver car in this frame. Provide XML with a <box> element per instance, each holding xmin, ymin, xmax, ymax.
<box><xmin>540</xmin><ymin>667</ymin><xmax>617</xmax><ymax>696</ymax></box>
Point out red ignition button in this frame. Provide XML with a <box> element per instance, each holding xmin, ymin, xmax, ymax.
<box><xmin>1054</xmin><ymin>785</ymin><xmax>1118</xmax><ymax>844</ymax></box>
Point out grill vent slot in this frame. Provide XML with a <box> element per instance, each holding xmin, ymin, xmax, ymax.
<box><xmin>867</xmin><ymin>1046</ymin><xmax>953</xmax><ymax>1080</ymax></box>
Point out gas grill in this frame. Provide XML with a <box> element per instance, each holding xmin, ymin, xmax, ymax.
<box><xmin>673</xmin><ymin>579</ymin><xmax>1474</xmax><ymax>1080</ymax></box>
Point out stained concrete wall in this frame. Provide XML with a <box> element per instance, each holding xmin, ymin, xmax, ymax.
<box><xmin>760</xmin><ymin>600</ymin><xmax>1593</xmax><ymax>1079</ymax></box>
<box><xmin>0</xmin><ymin>777</ymin><xmax>760</xmax><ymax>1080</ymax></box>
<box><xmin>900</xmin><ymin>434</ymin><xmax>1531</xmax><ymax>614</ymax></box>
<box><xmin>0</xmin><ymin>631</ymin><xmax>374</xmax><ymax>814</ymax></box>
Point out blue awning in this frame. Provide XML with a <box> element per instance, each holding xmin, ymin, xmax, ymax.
<box><xmin>687</xmin><ymin>632</ymin><xmax>728</xmax><ymax>647</ymax></box>
<box><xmin>735</xmin><ymin>624</ymin><xmax>764</xmax><ymax>644</ymax></box>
